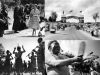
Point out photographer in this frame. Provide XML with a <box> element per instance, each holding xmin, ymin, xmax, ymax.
<box><xmin>45</xmin><ymin>40</ymin><xmax>82</xmax><ymax>75</ymax></box>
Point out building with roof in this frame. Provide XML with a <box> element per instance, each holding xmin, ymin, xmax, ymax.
<box><xmin>61</xmin><ymin>11</ymin><xmax>84</xmax><ymax>23</ymax></box>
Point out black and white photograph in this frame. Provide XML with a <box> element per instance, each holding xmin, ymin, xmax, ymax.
<box><xmin>45</xmin><ymin>0</ymin><xmax>100</xmax><ymax>40</ymax></box>
<box><xmin>0</xmin><ymin>37</ymin><xmax>45</xmax><ymax>75</ymax></box>
<box><xmin>0</xmin><ymin>0</ymin><xmax>45</xmax><ymax>38</ymax></box>
<box><xmin>45</xmin><ymin>40</ymin><xmax>100</xmax><ymax>75</ymax></box>
<box><xmin>1</xmin><ymin>0</ymin><xmax>100</xmax><ymax>75</ymax></box>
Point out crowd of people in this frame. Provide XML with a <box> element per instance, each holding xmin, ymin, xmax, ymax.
<box><xmin>81</xmin><ymin>23</ymin><xmax>100</xmax><ymax>37</ymax></box>
<box><xmin>0</xmin><ymin>38</ymin><xmax>45</xmax><ymax>75</ymax></box>
<box><xmin>0</xmin><ymin>1</ymin><xmax>45</xmax><ymax>37</ymax></box>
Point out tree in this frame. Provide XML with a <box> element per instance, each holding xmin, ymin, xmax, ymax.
<box><xmin>93</xmin><ymin>12</ymin><xmax>99</xmax><ymax>23</ymax></box>
<box><xmin>20</xmin><ymin>0</ymin><xmax>44</xmax><ymax>5</ymax></box>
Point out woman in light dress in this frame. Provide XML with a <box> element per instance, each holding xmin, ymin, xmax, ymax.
<box><xmin>28</xmin><ymin>4</ymin><xmax>40</xmax><ymax>36</ymax></box>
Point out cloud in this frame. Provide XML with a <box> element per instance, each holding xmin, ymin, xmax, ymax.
<box><xmin>46</xmin><ymin>0</ymin><xmax>97</xmax><ymax>11</ymax></box>
<box><xmin>73</xmin><ymin>0</ymin><xmax>98</xmax><ymax>9</ymax></box>
<box><xmin>83</xmin><ymin>0</ymin><xmax>100</xmax><ymax>22</ymax></box>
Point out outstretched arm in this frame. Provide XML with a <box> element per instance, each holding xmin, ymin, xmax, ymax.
<box><xmin>13</xmin><ymin>47</ymin><xmax>16</xmax><ymax>54</ymax></box>
<box><xmin>45</xmin><ymin>52</ymin><xmax>81</xmax><ymax>67</ymax></box>
<box><xmin>46</xmin><ymin>57</ymin><xmax>78</xmax><ymax>67</ymax></box>
<box><xmin>22</xmin><ymin>45</ymin><xmax>26</xmax><ymax>53</ymax></box>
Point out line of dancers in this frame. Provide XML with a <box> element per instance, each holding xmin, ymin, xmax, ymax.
<box><xmin>0</xmin><ymin>38</ymin><xmax>45</xmax><ymax>75</ymax></box>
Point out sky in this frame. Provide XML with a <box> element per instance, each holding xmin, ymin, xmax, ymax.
<box><xmin>45</xmin><ymin>0</ymin><xmax>100</xmax><ymax>22</ymax></box>
<box><xmin>45</xmin><ymin>40</ymin><xmax>100</xmax><ymax>62</ymax></box>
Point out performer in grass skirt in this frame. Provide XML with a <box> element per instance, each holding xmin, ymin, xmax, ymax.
<box><xmin>28</xmin><ymin>4</ymin><xmax>40</xmax><ymax>36</ymax></box>
<box><xmin>27</xmin><ymin>61</ymin><xmax>31</xmax><ymax>73</ymax></box>
<box><xmin>27</xmin><ymin>49</ymin><xmax>37</xmax><ymax>75</ymax></box>
<box><xmin>4</xmin><ymin>50</ymin><xmax>13</xmax><ymax>75</ymax></box>
<box><xmin>36</xmin><ymin>38</ymin><xmax>45</xmax><ymax>75</ymax></box>
<box><xmin>13</xmin><ymin>45</ymin><xmax>26</xmax><ymax>75</ymax></box>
